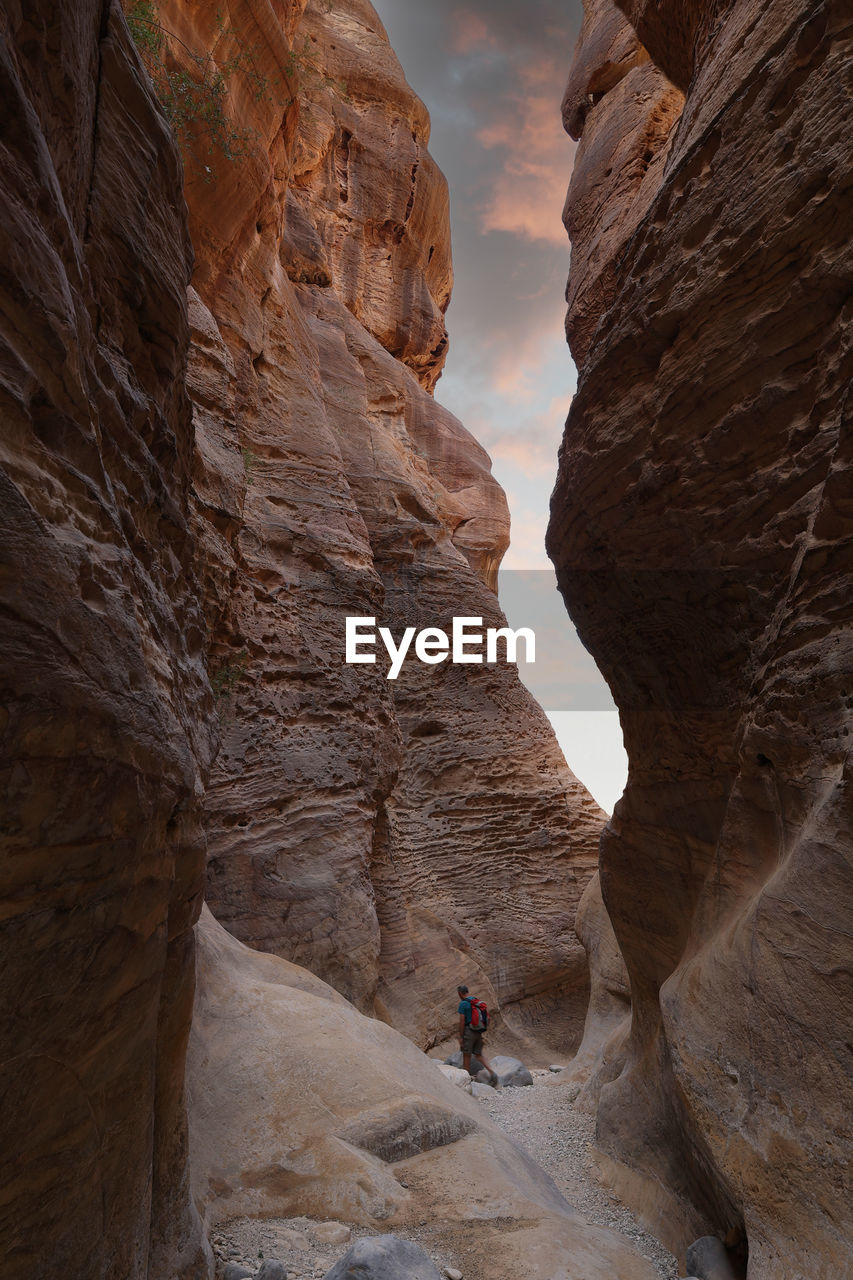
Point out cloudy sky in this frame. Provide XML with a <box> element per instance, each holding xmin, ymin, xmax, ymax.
<box><xmin>372</xmin><ymin>0</ymin><xmax>583</xmax><ymax>569</ymax></box>
<box><xmin>372</xmin><ymin>0</ymin><xmax>629</xmax><ymax>813</ymax></box>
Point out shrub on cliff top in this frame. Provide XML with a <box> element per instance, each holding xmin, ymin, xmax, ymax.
<box><xmin>124</xmin><ymin>1</ymin><xmax>269</xmax><ymax>178</ymax></box>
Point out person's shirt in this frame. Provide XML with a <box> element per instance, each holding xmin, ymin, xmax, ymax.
<box><xmin>458</xmin><ymin>997</ymin><xmax>473</xmax><ymax>1023</ymax></box>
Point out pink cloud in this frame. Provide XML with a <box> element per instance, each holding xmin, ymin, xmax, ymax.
<box><xmin>475</xmin><ymin>54</ymin><xmax>577</xmax><ymax>245</ymax></box>
<box><xmin>463</xmin><ymin>389</ymin><xmax>570</xmax><ymax>481</ymax></box>
<box><xmin>500</xmin><ymin>510</ymin><xmax>552</xmax><ymax>570</ymax></box>
<box><xmin>449</xmin><ymin>9</ymin><xmax>502</xmax><ymax>55</ymax></box>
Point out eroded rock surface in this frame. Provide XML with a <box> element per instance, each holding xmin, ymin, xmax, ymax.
<box><xmin>162</xmin><ymin>0</ymin><xmax>605</xmax><ymax>1052</ymax></box>
<box><xmin>550</xmin><ymin>1</ymin><xmax>853</xmax><ymax>1275</ymax></box>
<box><xmin>0</xmin><ymin>2</ymin><xmax>212</xmax><ymax>1276</ymax></box>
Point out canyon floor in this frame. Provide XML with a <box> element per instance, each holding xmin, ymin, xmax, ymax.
<box><xmin>210</xmin><ymin>1069</ymin><xmax>679</xmax><ymax>1280</ymax></box>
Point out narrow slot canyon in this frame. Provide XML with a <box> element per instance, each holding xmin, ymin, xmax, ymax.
<box><xmin>0</xmin><ymin>2</ymin><xmax>850</xmax><ymax>1280</ymax></box>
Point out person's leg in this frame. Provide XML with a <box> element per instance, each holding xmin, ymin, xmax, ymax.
<box><xmin>476</xmin><ymin>1038</ymin><xmax>499</xmax><ymax>1085</ymax></box>
<box><xmin>462</xmin><ymin>1026</ymin><xmax>474</xmax><ymax>1075</ymax></box>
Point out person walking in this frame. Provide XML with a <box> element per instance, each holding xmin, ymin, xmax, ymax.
<box><xmin>457</xmin><ymin>984</ymin><xmax>499</xmax><ymax>1086</ymax></box>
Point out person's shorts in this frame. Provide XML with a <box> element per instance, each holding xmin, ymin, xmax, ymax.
<box><xmin>462</xmin><ymin>1026</ymin><xmax>484</xmax><ymax>1057</ymax></box>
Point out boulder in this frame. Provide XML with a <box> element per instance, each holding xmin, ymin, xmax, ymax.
<box><xmin>256</xmin><ymin>1263</ymin><xmax>288</xmax><ymax>1280</ymax></box>
<box><xmin>323</xmin><ymin>1235</ymin><xmax>442</xmax><ymax>1280</ymax></box>
<box><xmin>490</xmin><ymin>1056</ymin><xmax>534</xmax><ymax>1088</ymax></box>
<box><xmin>685</xmin><ymin>1238</ymin><xmax>737</xmax><ymax>1280</ymax></box>
<box><xmin>223</xmin><ymin>1266</ymin><xmax>254</xmax><ymax>1280</ymax></box>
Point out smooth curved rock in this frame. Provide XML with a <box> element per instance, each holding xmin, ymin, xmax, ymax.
<box><xmin>561</xmin><ymin>872</ymin><xmax>630</xmax><ymax>1112</ymax></box>
<box><xmin>550</xmin><ymin>0</ymin><xmax>853</xmax><ymax>1273</ymax></box>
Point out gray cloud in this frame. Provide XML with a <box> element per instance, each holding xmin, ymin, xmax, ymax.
<box><xmin>372</xmin><ymin>0</ymin><xmax>583</xmax><ymax>381</ymax></box>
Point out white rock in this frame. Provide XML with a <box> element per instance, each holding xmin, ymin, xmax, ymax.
<box><xmin>270</xmin><ymin>1226</ymin><xmax>310</xmax><ymax>1250</ymax></box>
<box><xmin>549</xmin><ymin>1064</ymin><xmax>564</xmax><ymax>1073</ymax></box>
<box><xmin>444</xmin><ymin>1269</ymin><xmax>463</xmax><ymax>1280</ymax></box>
<box><xmin>314</xmin><ymin>1221</ymin><xmax>351</xmax><ymax>1245</ymax></box>
<box><xmin>436</xmin><ymin>1063</ymin><xmax>473</xmax><ymax>1091</ymax></box>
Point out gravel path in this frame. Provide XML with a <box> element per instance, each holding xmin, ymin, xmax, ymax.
<box><xmin>480</xmin><ymin>1070</ymin><xmax>680</xmax><ymax>1279</ymax></box>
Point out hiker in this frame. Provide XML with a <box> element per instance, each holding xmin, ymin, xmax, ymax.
<box><xmin>457</xmin><ymin>984</ymin><xmax>499</xmax><ymax>1086</ymax></box>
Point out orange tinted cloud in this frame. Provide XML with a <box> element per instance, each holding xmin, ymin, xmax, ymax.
<box><xmin>476</xmin><ymin>55</ymin><xmax>576</xmax><ymax>245</ymax></box>
<box><xmin>450</xmin><ymin>9</ymin><xmax>501</xmax><ymax>54</ymax></box>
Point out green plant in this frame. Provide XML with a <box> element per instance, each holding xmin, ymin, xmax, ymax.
<box><xmin>210</xmin><ymin>648</ymin><xmax>249</xmax><ymax>700</ymax></box>
<box><xmin>241</xmin><ymin>446</ymin><xmax>258</xmax><ymax>484</ymax></box>
<box><xmin>125</xmin><ymin>1</ymin><xmax>272</xmax><ymax>178</ymax></box>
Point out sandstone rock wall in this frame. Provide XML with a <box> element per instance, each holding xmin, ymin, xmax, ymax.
<box><xmin>163</xmin><ymin>0</ymin><xmax>605</xmax><ymax>1054</ymax></box>
<box><xmin>0</xmin><ymin>2</ymin><xmax>212</xmax><ymax>1276</ymax></box>
<box><xmin>550</xmin><ymin>1</ymin><xmax>853</xmax><ymax>1275</ymax></box>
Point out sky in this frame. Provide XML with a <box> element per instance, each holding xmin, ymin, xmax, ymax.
<box><xmin>372</xmin><ymin>0</ymin><xmax>629</xmax><ymax>813</ymax></box>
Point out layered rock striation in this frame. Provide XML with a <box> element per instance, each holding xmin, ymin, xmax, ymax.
<box><xmin>0</xmin><ymin>2</ymin><xmax>212</xmax><ymax>1276</ymax></box>
<box><xmin>550</xmin><ymin>1</ymin><xmax>853</xmax><ymax>1275</ymax></box>
<box><xmin>163</xmin><ymin>0</ymin><xmax>605</xmax><ymax>1054</ymax></box>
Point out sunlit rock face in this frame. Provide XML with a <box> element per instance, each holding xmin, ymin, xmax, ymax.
<box><xmin>158</xmin><ymin>0</ymin><xmax>606</xmax><ymax>1052</ymax></box>
<box><xmin>0</xmin><ymin>2</ymin><xmax>212</xmax><ymax>1276</ymax></box>
<box><xmin>550</xmin><ymin>0</ymin><xmax>853</xmax><ymax>1273</ymax></box>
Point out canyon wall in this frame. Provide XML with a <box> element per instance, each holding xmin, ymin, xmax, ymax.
<box><xmin>550</xmin><ymin>0</ymin><xmax>853</xmax><ymax>1275</ymax></box>
<box><xmin>164</xmin><ymin>0</ymin><xmax>605</xmax><ymax>1055</ymax></box>
<box><xmin>0</xmin><ymin>2</ymin><xmax>212</xmax><ymax>1276</ymax></box>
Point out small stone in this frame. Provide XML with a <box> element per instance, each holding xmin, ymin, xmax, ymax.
<box><xmin>314</xmin><ymin>1222</ymin><xmax>351</xmax><ymax>1245</ymax></box>
<box><xmin>470</xmin><ymin>1082</ymin><xmax>494</xmax><ymax>1098</ymax></box>
<box><xmin>549</xmin><ymin>1064</ymin><xmax>564</xmax><ymax>1073</ymax></box>
<box><xmin>444</xmin><ymin>1269</ymin><xmax>463</xmax><ymax>1280</ymax></box>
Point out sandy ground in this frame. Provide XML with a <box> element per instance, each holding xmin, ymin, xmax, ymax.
<box><xmin>211</xmin><ymin>1068</ymin><xmax>680</xmax><ymax>1279</ymax></box>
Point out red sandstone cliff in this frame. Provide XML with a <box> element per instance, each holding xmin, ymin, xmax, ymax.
<box><xmin>550</xmin><ymin>1</ymin><xmax>853</xmax><ymax>1275</ymax></box>
<box><xmin>0</xmin><ymin>2</ymin><xmax>212</xmax><ymax>1276</ymax></box>
<box><xmin>159</xmin><ymin>0</ymin><xmax>606</xmax><ymax>1056</ymax></box>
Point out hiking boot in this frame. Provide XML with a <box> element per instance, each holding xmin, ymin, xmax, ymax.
<box><xmin>490</xmin><ymin>1071</ymin><xmax>500</xmax><ymax>1088</ymax></box>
